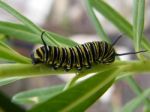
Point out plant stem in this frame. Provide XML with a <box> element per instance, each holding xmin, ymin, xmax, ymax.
<box><xmin>0</xmin><ymin>61</ymin><xmax>150</xmax><ymax>78</ymax></box>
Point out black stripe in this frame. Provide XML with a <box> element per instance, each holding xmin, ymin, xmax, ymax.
<box><xmin>82</xmin><ymin>44</ymin><xmax>91</xmax><ymax>67</ymax></box>
<box><xmin>72</xmin><ymin>47</ymin><xmax>80</xmax><ymax>69</ymax></box>
<box><xmin>54</xmin><ymin>47</ymin><xmax>60</xmax><ymax>65</ymax></box>
<box><xmin>104</xmin><ymin>42</ymin><xmax>108</xmax><ymax>58</ymax></box>
<box><xmin>83</xmin><ymin>44</ymin><xmax>90</xmax><ymax>62</ymax></box>
<box><xmin>89</xmin><ymin>42</ymin><xmax>95</xmax><ymax>61</ymax></box>
<box><xmin>85</xmin><ymin>43</ymin><xmax>93</xmax><ymax>63</ymax></box>
<box><xmin>75</xmin><ymin>46</ymin><xmax>83</xmax><ymax>67</ymax></box>
<box><xmin>64</xmin><ymin>48</ymin><xmax>68</xmax><ymax>67</ymax></box>
<box><xmin>47</xmin><ymin>46</ymin><xmax>52</xmax><ymax>64</ymax></box>
<box><xmin>41</xmin><ymin>46</ymin><xmax>45</xmax><ymax>54</ymax></box>
<box><xmin>69</xmin><ymin>48</ymin><xmax>74</xmax><ymax>68</ymax></box>
<box><xmin>61</xmin><ymin>48</ymin><xmax>67</xmax><ymax>67</ymax></box>
<box><xmin>65</xmin><ymin>48</ymin><xmax>71</xmax><ymax>70</ymax></box>
<box><xmin>52</xmin><ymin>47</ymin><xmax>57</xmax><ymax>65</ymax></box>
<box><xmin>59</xmin><ymin>48</ymin><xmax>65</xmax><ymax>66</ymax></box>
<box><xmin>41</xmin><ymin>46</ymin><xmax>48</xmax><ymax>62</ymax></box>
<box><xmin>71</xmin><ymin>47</ymin><xmax>76</xmax><ymax>68</ymax></box>
<box><xmin>95</xmin><ymin>42</ymin><xmax>99</xmax><ymax>60</ymax></box>
<box><xmin>94</xmin><ymin>42</ymin><xmax>99</xmax><ymax>60</ymax></box>
<box><xmin>102</xmin><ymin>42</ymin><xmax>106</xmax><ymax>59</ymax></box>
<box><xmin>98</xmin><ymin>42</ymin><xmax>104</xmax><ymax>60</ymax></box>
<box><xmin>36</xmin><ymin>49</ymin><xmax>42</xmax><ymax>59</ymax></box>
<box><xmin>58</xmin><ymin>48</ymin><xmax>63</xmax><ymax>66</ymax></box>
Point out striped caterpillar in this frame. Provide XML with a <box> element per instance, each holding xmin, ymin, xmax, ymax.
<box><xmin>31</xmin><ymin>32</ymin><xmax>146</xmax><ymax>71</ymax></box>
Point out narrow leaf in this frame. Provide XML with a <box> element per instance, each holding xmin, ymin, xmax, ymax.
<box><xmin>122</xmin><ymin>89</ymin><xmax>150</xmax><ymax>112</ymax></box>
<box><xmin>0</xmin><ymin>22</ymin><xmax>41</xmax><ymax>43</ymax></box>
<box><xmin>0</xmin><ymin>21</ymin><xmax>77</xmax><ymax>47</ymax></box>
<box><xmin>0</xmin><ymin>0</ymin><xmax>77</xmax><ymax>47</ymax></box>
<box><xmin>0</xmin><ymin>41</ymin><xmax>30</xmax><ymax>63</ymax></box>
<box><xmin>92</xmin><ymin>0</ymin><xmax>150</xmax><ymax>50</ymax></box>
<box><xmin>47</xmin><ymin>32</ymin><xmax>78</xmax><ymax>47</ymax></box>
<box><xmin>12</xmin><ymin>85</ymin><xmax>64</xmax><ymax>105</ymax></box>
<box><xmin>0</xmin><ymin>0</ymin><xmax>41</xmax><ymax>34</ymax></box>
<box><xmin>0</xmin><ymin>77</ymin><xmax>22</xmax><ymax>86</ymax></box>
<box><xmin>28</xmin><ymin>69</ymin><xmax>117</xmax><ymax>112</ymax></box>
<box><xmin>133</xmin><ymin>0</ymin><xmax>145</xmax><ymax>52</ymax></box>
<box><xmin>86</xmin><ymin>0</ymin><xmax>110</xmax><ymax>42</ymax></box>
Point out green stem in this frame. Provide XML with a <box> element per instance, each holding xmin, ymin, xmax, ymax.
<box><xmin>0</xmin><ymin>61</ymin><xmax>150</xmax><ymax>78</ymax></box>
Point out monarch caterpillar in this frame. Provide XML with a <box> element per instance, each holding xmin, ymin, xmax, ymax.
<box><xmin>31</xmin><ymin>32</ymin><xmax>146</xmax><ymax>71</ymax></box>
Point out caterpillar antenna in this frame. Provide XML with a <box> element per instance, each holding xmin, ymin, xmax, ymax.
<box><xmin>116</xmin><ymin>50</ymin><xmax>147</xmax><ymax>56</ymax></box>
<box><xmin>112</xmin><ymin>34</ymin><xmax>123</xmax><ymax>46</ymax></box>
<box><xmin>41</xmin><ymin>31</ymin><xmax>48</xmax><ymax>56</ymax></box>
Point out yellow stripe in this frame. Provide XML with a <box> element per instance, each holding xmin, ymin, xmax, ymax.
<box><xmin>38</xmin><ymin>48</ymin><xmax>44</xmax><ymax>61</ymax></box>
<box><xmin>57</xmin><ymin>47</ymin><xmax>63</xmax><ymax>66</ymax></box>
<box><xmin>93</xmin><ymin>42</ymin><xmax>99</xmax><ymax>59</ymax></box>
<box><xmin>34</xmin><ymin>53</ymin><xmax>41</xmax><ymax>59</ymax></box>
<box><xmin>79</xmin><ymin>45</ymin><xmax>88</xmax><ymax>66</ymax></box>
<box><xmin>66</xmin><ymin>47</ymin><xmax>71</xmax><ymax>69</ymax></box>
<box><xmin>48</xmin><ymin>47</ymin><xmax>54</xmax><ymax>64</ymax></box>
<box><xmin>86</xmin><ymin>43</ymin><xmax>93</xmax><ymax>63</ymax></box>
<box><xmin>73</xmin><ymin>47</ymin><xmax>81</xmax><ymax>68</ymax></box>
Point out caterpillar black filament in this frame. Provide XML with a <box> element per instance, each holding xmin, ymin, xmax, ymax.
<box><xmin>31</xmin><ymin>32</ymin><xmax>146</xmax><ymax>71</ymax></box>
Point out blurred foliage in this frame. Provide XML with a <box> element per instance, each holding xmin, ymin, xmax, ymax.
<box><xmin>0</xmin><ymin>0</ymin><xmax>149</xmax><ymax>112</ymax></box>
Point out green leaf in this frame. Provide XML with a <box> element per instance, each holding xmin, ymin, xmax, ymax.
<box><xmin>47</xmin><ymin>32</ymin><xmax>78</xmax><ymax>47</ymax></box>
<box><xmin>0</xmin><ymin>0</ymin><xmax>78</xmax><ymax>47</ymax></box>
<box><xmin>86</xmin><ymin>0</ymin><xmax>110</xmax><ymax>42</ymax></box>
<box><xmin>0</xmin><ymin>77</ymin><xmax>22</xmax><ymax>86</ymax></box>
<box><xmin>0</xmin><ymin>41</ymin><xmax>30</xmax><ymax>63</ymax></box>
<box><xmin>0</xmin><ymin>33</ymin><xmax>5</xmax><ymax>40</ymax></box>
<box><xmin>121</xmin><ymin>89</ymin><xmax>150</xmax><ymax>112</ymax></box>
<box><xmin>0</xmin><ymin>0</ymin><xmax>41</xmax><ymax>34</ymax></box>
<box><xmin>133</xmin><ymin>0</ymin><xmax>145</xmax><ymax>52</ymax></box>
<box><xmin>0</xmin><ymin>21</ymin><xmax>77</xmax><ymax>47</ymax></box>
<box><xmin>0</xmin><ymin>1</ymin><xmax>59</xmax><ymax>46</ymax></box>
<box><xmin>91</xmin><ymin>0</ymin><xmax>150</xmax><ymax>50</ymax></box>
<box><xmin>12</xmin><ymin>85</ymin><xmax>64</xmax><ymax>105</ymax></box>
<box><xmin>28</xmin><ymin>69</ymin><xmax>117</xmax><ymax>112</ymax></box>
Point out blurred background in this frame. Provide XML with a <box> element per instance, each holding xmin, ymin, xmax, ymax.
<box><xmin>0</xmin><ymin>0</ymin><xmax>150</xmax><ymax>112</ymax></box>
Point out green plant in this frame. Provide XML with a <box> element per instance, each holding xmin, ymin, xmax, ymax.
<box><xmin>0</xmin><ymin>0</ymin><xmax>150</xmax><ymax>112</ymax></box>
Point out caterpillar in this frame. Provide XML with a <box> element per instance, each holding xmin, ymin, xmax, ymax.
<box><xmin>31</xmin><ymin>32</ymin><xmax>146</xmax><ymax>71</ymax></box>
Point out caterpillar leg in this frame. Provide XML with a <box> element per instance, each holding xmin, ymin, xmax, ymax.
<box><xmin>76</xmin><ymin>66</ymin><xmax>82</xmax><ymax>71</ymax></box>
<box><xmin>85</xmin><ymin>63</ymin><xmax>91</xmax><ymax>69</ymax></box>
<box><xmin>64</xmin><ymin>66</ymin><xmax>71</xmax><ymax>71</ymax></box>
<box><xmin>64</xmin><ymin>62</ymin><xmax>72</xmax><ymax>71</ymax></box>
<box><xmin>52</xmin><ymin>65</ymin><xmax>58</xmax><ymax>70</ymax></box>
<box><xmin>53</xmin><ymin>64</ymin><xmax>59</xmax><ymax>70</ymax></box>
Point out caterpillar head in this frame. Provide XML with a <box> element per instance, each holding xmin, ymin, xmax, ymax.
<box><xmin>30</xmin><ymin>46</ymin><xmax>45</xmax><ymax>64</ymax></box>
